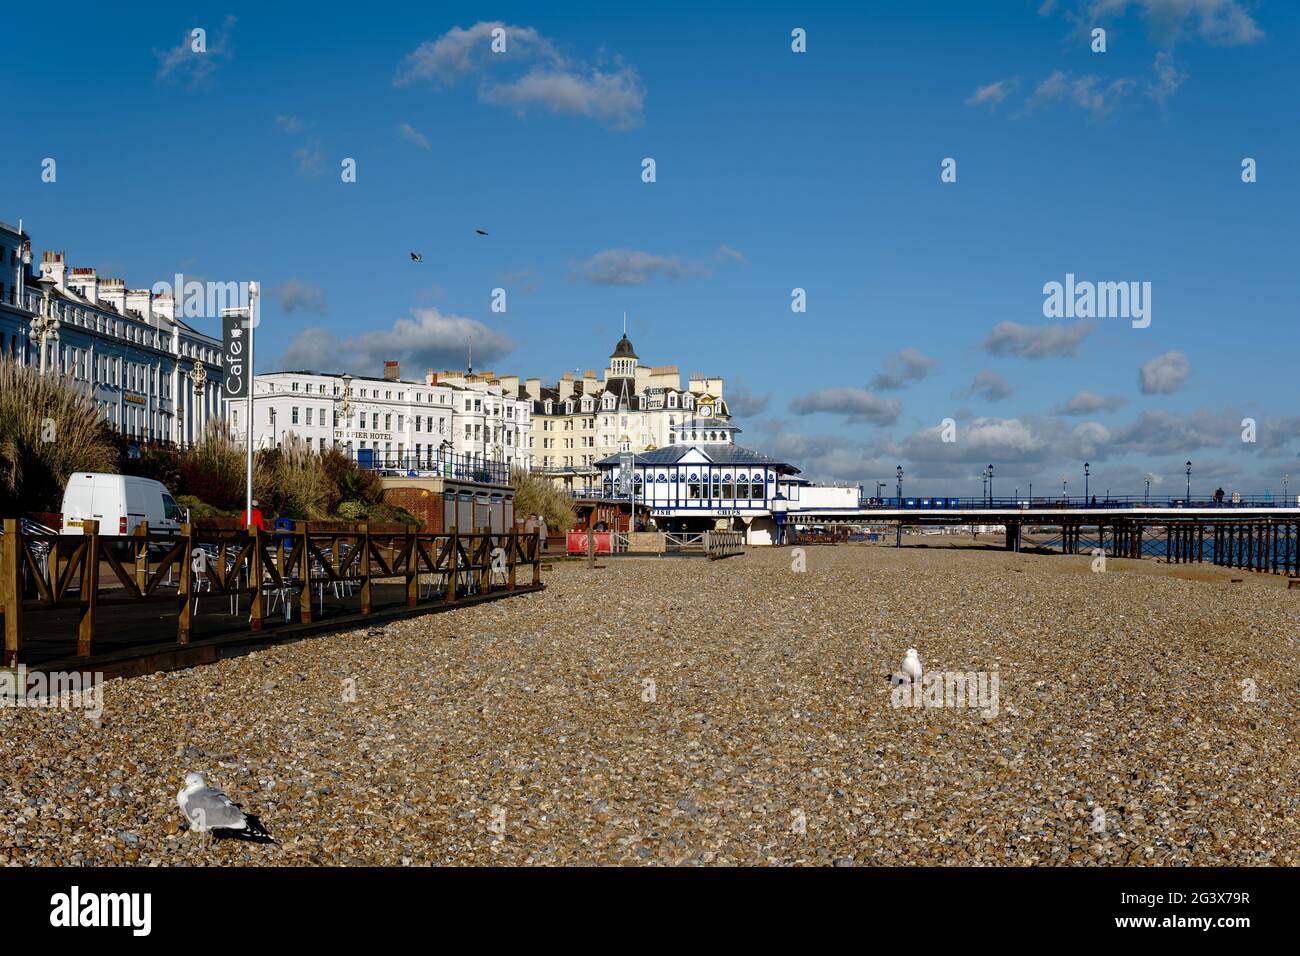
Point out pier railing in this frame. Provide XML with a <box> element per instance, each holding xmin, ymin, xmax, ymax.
<box><xmin>0</xmin><ymin>517</ymin><xmax>541</xmax><ymax>666</ymax></box>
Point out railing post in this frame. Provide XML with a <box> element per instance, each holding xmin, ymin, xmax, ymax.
<box><xmin>249</xmin><ymin>525</ymin><xmax>265</xmax><ymax>631</ymax></box>
<box><xmin>445</xmin><ymin>527</ymin><xmax>458</xmax><ymax>603</ymax></box>
<box><xmin>405</xmin><ymin>525</ymin><xmax>418</xmax><ymax>607</ymax></box>
<box><xmin>77</xmin><ymin>519</ymin><xmax>100</xmax><ymax>656</ymax></box>
<box><xmin>476</xmin><ymin>527</ymin><xmax>490</xmax><ymax>594</ymax></box>
<box><xmin>532</xmin><ymin>530</ymin><xmax>541</xmax><ymax>586</ymax></box>
<box><xmin>1</xmin><ymin>518</ymin><xmax>22</xmax><ymax>666</ymax></box>
<box><xmin>177</xmin><ymin>523</ymin><xmax>194</xmax><ymax>644</ymax></box>
<box><xmin>299</xmin><ymin>523</ymin><xmax>314</xmax><ymax>623</ymax></box>
<box><xmin>359</xmin><ymin>522</ymin><xmax>372</xmax><ymax>615</ymax></box>
<box><xmin>508</xmin><ymin>526</ymin><xmax>518</xmax><ymax>591</ymax></box>
<box><xmin>134</xmin><ymin>521</ymin><xmax>149</xmax><ymax>594</ymax></box>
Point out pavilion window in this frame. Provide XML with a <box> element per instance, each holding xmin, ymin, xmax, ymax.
<box><xmin>689</xmin><ymin>481</ymin><xmax>702</xmax><ymax>500</ymax></box>
<box><xmin>736</xmin><ymin>482</ymin><xmax>749</xmax><ymax>499</ymax></box>
<box><xmin>752</xmin><ymin>481</ymin><xmax>764</xmax><ymax>500</ymax></box>
<box><xmin>722</xmin><ymin>482</ymin><xmax>734</xmax><ymax>498</ymax></box>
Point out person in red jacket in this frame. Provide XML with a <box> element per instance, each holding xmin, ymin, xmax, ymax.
<box><xmin>244</xmin><ymin>499</ymin><xmax>265</xmax><ymax>532</ymax></box>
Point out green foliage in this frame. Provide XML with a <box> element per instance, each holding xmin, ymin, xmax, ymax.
<box><xmin>176</xmin><ymin>421</ymin><xmax>246</xmax><ymax>511</ymax></box>
<box><xmin>321</xmin><ymin>445</ymin><xmax>382</xmax><ymax>504</ymax></box>
<box><xmin>510</xmin><ymin>467</ymin><xmax>576</xmax><ymax>532</ymax></box>
<box><xmin>0</xmin><ymin>356</ymin><xmax>118</xmax><ymax>515</ymax></box>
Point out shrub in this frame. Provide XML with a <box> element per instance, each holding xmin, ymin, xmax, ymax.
<box><xmin>258</xmin><ymin>433</ymin><xmax>332</xmax><ymax>520</ymax></box>
<box><xmin>175</xmin><ymin>495</ymin><xmax>237</xmax><ymax>519</ymax></box>
<box><xmin>321</xmin><ymin>445</ymin><xmax>382</xmax><ymax>505</ymax></box>
<box><xmin>176</xmin><ymin>420</ymin><xmax>246</xmax><ymax>510</ymax></box>
<box><xmin>510</xmin><ymin>467</ymin><xmax>576</xmax><ymax>531</ymax></box>
<box><xmin>0</xmin><ymin>356</ymin><xmax>118</xmax><ymax>515</ymax></box>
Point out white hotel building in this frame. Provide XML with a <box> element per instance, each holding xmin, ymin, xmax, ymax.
<box><xmin>0</xmin><ymin>219</ymin><xmax>224</xmax><ymax>446</ymax></box>
<box><xmin>226</xmin><ymin>363</ymin><xmax>532</xmax><ymax>473</ymax></box>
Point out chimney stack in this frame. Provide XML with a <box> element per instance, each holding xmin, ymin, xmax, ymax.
<box><xmin>383</xmin><ymin>361</ymin><xmax>400</xmax><ymax>381</ymax></box>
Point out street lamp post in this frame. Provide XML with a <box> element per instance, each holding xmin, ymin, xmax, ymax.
<box><xmin>1286</xmin><ymin>473</ymin><xmax>1291</xmax><ymax>503</ymax></box>
<box><xmin>895</xmin><ymin>465</ymin><xmax>903</xmax><ymax>549</ymax></box>
<box><xmin>188</xmin><ymin>359</ymin><xmax>207</xmax><ymax>446</ymax></box>
<box><xmin>1145</xmin><ymin>474</ymin><xmax>1151</xmax><ymax>502</ymax></box>
<box><xmin>987</xmin><ymin>464</ymin><xmax>994</xmax><ymax>506</ymax></box>
<box><xmin>1185</xmin><ymin>461</ymin><xmax>1192</xmax><ymax>501</ymax></box>
<box><xmin>1084</xmin><ymin>461</ymin><xmax>1090</xmax><ymax>504</ymax></box>
<box><xmin>1061</xmin><ymin>477</ymin><xmax>1068</xmax><ymax>503</ymax></box>
<box><xmin>771</xmin><ymin>490</ymin><xmax>788</xmax><ymax>546</ymax></box>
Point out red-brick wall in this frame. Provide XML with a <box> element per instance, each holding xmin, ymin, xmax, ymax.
<box><xmin>381</xmin><ymin>487</ymin><xmax>444</xmax><ymax>532</ymax></box>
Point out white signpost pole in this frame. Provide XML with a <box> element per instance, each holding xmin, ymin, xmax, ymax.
<box><xmin>245</xmin><ymin>282</ymin><xmax>258</xmax><ymax>523</ymax></box>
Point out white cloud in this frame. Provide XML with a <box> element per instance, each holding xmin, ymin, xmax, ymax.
<box><xmin>1086</xmin><ymin>0</ymin><xmax>1264</xmax><ymax>46</ymax></box>
<box><xmin>1147</xmin><ymin>51</ymin><xmax>1186</xmax><ymax>104</ymax></box>
<box><xmin>789</xmin><ymin>388</ymin><xmax>901</xmax><ymax>426</ymax></box>
<box><xmin>957</xmin><ymin>370</ymin><xmax>1013</xmax><ymax>402</ymax></box>
<box><xmin>397</xmin><ymin>122</ymin><xmax>431</xmax><ymax>150</ymax></box>
<box><xmin>983</xmin><ymin>320</ymin><xmax>1095</xmax><ymax>359</ymax></box>
<box><xmin>1139</xmin><ymin>350</ymin><xmax>1191</xmax><ymax>394</ymax></box>
<box><xmin>1058</xmin><ymin>388</ymin><xmax>1126</xmax><ymax>415</ymax></box>
<box><xmin>966</xmin><ymin>78</ymin><xmax>1019</xmax><ymax>109</ymax></box>
<box><xmin>294</xmin><ymin>140</ymin><xmax>324</xmax><ymax>176</ymax></box>
<box><xmin>275</xmin><ymin>114</ymin><xmax>309</xmax><ymax>134</ymax></box>
<box><xmin>1027</xmin><ymin>70</ymin><xmax>1135</xmax><ymax>116</ymax></box>
<box><xmin>395</xmin><ymin>21</ymin><xmax>645</xmax><ymax>129</ymax></box>
<box><xmin>155</xmin><ymin>16</ymin><xmax>236</xmax><ymax>86</ymax></box>
<box><xmin>869</xmin><ymin>349</ymin><xmax>937</xmax><ymax>391</ymax></box>
<box><xmin>575</xmin><ymin>249</ymin><xmax>706</xmax><ymax>285</ymax></box>
<box><xmin>281</xmin><ymin>308</ymin><xmax>514</xmax><ymax>375</ymax></box>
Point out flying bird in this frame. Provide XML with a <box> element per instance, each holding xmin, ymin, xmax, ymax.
<box><xmin>475</xmin><ymin>229</ymin><xmax>489</xmax><ymax>236</ymax></box>
<box><xmin>901</xmin><ymin>648</ymin><xmax>923</xmax><ymax>684</ymax></box>
<box><xmin>410</xmin><ymin>252</ymin><xmax>423</xmax><ymax>262</ymax></box>
<box><xmin>177</xmin><ymin>772</ymin><xmax>275</xmax><ymax>843</ymax></box>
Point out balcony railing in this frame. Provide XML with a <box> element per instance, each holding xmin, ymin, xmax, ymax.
<box><xmin>349</xmin><ymin>449</ymin><xmax>512</xmax><ymax>486</ymax></box>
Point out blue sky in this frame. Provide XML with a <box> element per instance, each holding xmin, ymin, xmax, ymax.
<box><xmin>5</xmin><ymin>0</ymin><xmax>1299</xmax><ymax>496</ymax></box>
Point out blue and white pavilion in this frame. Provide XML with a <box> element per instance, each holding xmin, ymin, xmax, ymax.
<box><xmin>595</xmin><ymin>421</ymin><xmax>804</xmax><ymax>543</ymax></box>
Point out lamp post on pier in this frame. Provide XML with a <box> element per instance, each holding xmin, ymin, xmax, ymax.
<box><xmin>895</xmin><ymin>465</ymin><xmax>903</xmax><ymax>549</ymax></box>
<box><xmin>1185</xmin><ymin>461</ymin><xmax>1192</xmax><ymax>501</ymax></box>
<box><xmin>987</xmin><ymin>464</ymin><xmax>994</xmax><ymax>506</ymax></box>
<box><xmin>1084</xmin><ymin>461</ymin><xmax>1090</xmax><ymax>504</ymax></box>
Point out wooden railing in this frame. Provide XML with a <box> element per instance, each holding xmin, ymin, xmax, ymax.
<box><xmin>0</xmin><ymin>518</ymin><xmax>542</xmax><ymax>666</ymax></box>
<box><xmin>703</xmin><ymin>530</ymin><xmax>745</xmax><ymax>560</ymax></box>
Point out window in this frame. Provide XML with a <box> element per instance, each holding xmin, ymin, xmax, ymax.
<box><xmin>385</xmin><ymin>414</ymin><xmax>392</xmax><ymax>430</ymax></box>
<box><xmin>396</xmin><ymin>415</ymin><xmax>403</xmax><ymax>431</ymax></box>
<box><xmin>292</xmin><ymin>406</ymin><xmax>299</xmax><ymax>425</ymax></box>
<box><xmin>306</xmin><ymin>408</ymin><xmax>313</xmax><ymax>425</ymax></box>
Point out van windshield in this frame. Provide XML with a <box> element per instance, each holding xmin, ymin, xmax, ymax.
<box><xmin>162</xmin><ymin>495</ymin><xmax>182</xmax><ymax>521</ymax></box>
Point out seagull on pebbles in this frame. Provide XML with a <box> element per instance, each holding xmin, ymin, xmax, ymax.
<box><xmin>177</xmin><ymin>773</ymin><xmax>275</xmax><ymax>843</ymax></box>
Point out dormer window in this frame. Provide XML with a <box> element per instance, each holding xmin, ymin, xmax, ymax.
<box><xmin>545</xmin><ymin>400</ymin><xmax>553</xmax><ymax>414</ymax></box>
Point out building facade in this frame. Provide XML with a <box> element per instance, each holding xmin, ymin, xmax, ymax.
<box><xmin>0</xmin><ymin>219</ymin><xmax>224</xmax><ymax>446</ymax></box>
<box><xmin>225</xmin><ymin>364</ymin><xmax>532</xmax><ymax>474</ymax></box>
<box><xmin>527</xmin><ymin>333</ymin><xmax>732</xmax><ymax>494</ymax></box>
<box><xmin>596</xmin><ymin>437</ymin><xmax>803</xmax><ymax>544</ymax></box>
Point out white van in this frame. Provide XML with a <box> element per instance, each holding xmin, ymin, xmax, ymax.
<box><xmin>61</xmin><ymin>473</ymin><xmax>183</xmax><ymax>538</ymax></box>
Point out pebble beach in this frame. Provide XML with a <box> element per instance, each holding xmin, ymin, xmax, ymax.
<box><xmin>2</xmin><ymin>545</ymin><xmax>1297</xmax><ymax>866</ymax></box>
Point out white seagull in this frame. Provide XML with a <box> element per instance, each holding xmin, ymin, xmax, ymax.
<box><xmin>177</xmin><ymin>772</ymin><xmax>274</xmax><ymax>842</ymax></box>
<box><xmin>901</xmin><ymin>648</ymin><xmax>923</xmax><ymax>683</ymax></box>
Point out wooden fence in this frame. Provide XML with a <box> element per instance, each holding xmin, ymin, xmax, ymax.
<box><xmin>0</xmin><ymin>518</ymin><xmax>541</xmax><ymax>666</ymax></box>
